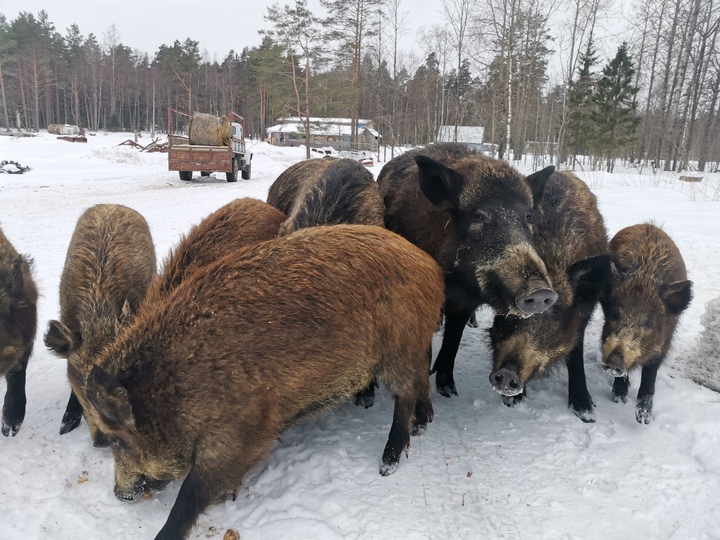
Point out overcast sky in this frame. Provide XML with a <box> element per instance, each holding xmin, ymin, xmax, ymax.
<box><xmin>0</xmin><ymin>0</ymin><xmax>444</xmax><ymax>61</ymax></box>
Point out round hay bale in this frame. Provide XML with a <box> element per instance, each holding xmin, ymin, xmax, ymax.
<box><xmin>47</xmin><ymin>124</ymin><xmax>61</xmax><ymax>134</ymax></box>
<box><xmin>188</xmin><ymin>112</ymin><xmax>231</xmax><ymax>146</ymax></box>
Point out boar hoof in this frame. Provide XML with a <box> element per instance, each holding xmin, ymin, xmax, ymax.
<box><xmin>379</xmin><ymin>461</ymin><xmax>399</xmax><ymax>476</ymax></box>
<box><xmin>1</xmin><ymin>416</ymin><xmax>22</xmax><ymax>437</ymax></box>
<box><xmin>636</xmin><ymin>396</ymin><xmax>653</xmax><ymax>425</ymax></box>
<box><xmin>573</xmin><ymin>408</ymin><xmax>596</xmax><ymax>423</ymax></box>
<box><xmin>435</xmin><ymin>373</ymin><xmax>458</xmax><ymax>398</ymax></box>
<box><xmin>59</xmin><ymin>411</ymin><xmax>83</xmax><ymax>435</ymax></box>
<box><xmin>352</xmin><ymin>381</ymin><xmax>377</xmax><ymax>409</ymax></box>
<box><xmin>411</xmin><ymin>419</ymin><xmax>429</xmax><ymax>436</ymax></box>
<box><xmin>611</xmin><ymin>376</ymin><xmax>629</xmax><ymax>404</ymax></box>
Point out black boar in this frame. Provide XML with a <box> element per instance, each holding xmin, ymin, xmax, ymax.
<box><xmin>600</xmin><ymin>223</ymin><xmax>692</xmax><ymax>424</ymax></box>
<box><xmin>149</xmin><ymin>197</ymin><xmax>285</xmax><ymax>302</ymax></box>
<box><xmin>377</xmin><ymin>143</ymin><xmax>557</xmax><ymax>397</ymax></box>
<box><xmin>488</xmin><ymin>171</ymin><xmax>610</xmax><ymax>422</ymax></box>
<box><xmin>82</xmin><ymin>224</ymin><xmax>444</xmax><ymax>540</ymax></box>
<box><xmin>44</xmin><ymin>204</ymin><xmax>156</xmax><ymax>445</ymax></box>
<box><xmin>267</xmin><ymin>157</ymin><xmax>385</xmax><ymax>236</ymax></box>
<box><xmin>0</xmin><ymin>228</ymin><xmax>38</xmax><ymax>437</ymax></box>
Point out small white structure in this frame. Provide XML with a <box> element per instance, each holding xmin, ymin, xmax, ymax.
<box><xmin>266</xmin><ymin>117</ymin><xmax>381</xmax><ymax>150</ymax></box>
<box><xmin>437</xmin><ymin>125</ymin><xmax>485</xmax><ymax>147</ymax></box>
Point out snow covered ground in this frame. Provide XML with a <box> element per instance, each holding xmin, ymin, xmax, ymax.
<box><xmin>1</xmin><ymin>132</ymin><xmax>719</xmax><ymax>540</ymax></box>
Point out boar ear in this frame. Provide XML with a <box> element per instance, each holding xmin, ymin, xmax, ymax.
<box><xmin>526</xmin><ymin>166</ymin><xmax>554</xmax><ymax>208</ymax></box>
<box><xmin>661</xmin><ymin>280</ymin><xmax>693</xmax><ymax>315</ymax></box>
<box><xmin>569</xmin><ymin>254</ymin><xmax>611</xmax><ymax>306</ymax></box>
<box><xmin>44</xmin><ymin>320</ymin><xmax>81</xmax><ymax>356</ymax></box>
<box><xmin>120</xmin><ymin>299</ymin><xmax>134</xmax><ymax>323</ymax></box>
<box><xmin>414</xmin><ymin>155</ymin><xmax>464</xmax><ymax>210</ymax></box>
<box><xmin>86</xmin><ymin>366</ymin><xmax>136</xmax><ymax>432</ymax></box>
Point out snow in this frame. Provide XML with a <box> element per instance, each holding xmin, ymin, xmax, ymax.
<box><xmin>1</xmin><ymin>132</ymin><xmax>720</xmax><ymax>540</ymax></box>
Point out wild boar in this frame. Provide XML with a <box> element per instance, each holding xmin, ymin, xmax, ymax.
<box><xmin>0</xmin><ymin>228</ymin><xmax>38</xmax><ymax>437</ymax></box>
<box><xmin>82</xmin><ymin>224</ymin><xmax>444</xmax><ymax>540</ymax></box>
<box><xmin>149</xmin><ymin>197</ymin><xmax>285</xmax><ymax>302</ymax></box>
<box><xmin>43</xmin><ymin>204</ymin><xmax>156</xmax><ymax>445</ymax></box>
<box><xmin>267</xmin><ymin>158</ymin><xmax>385</xmax><ymax>407</ymax></box>
<box><xmin>487</xmin><ymin>171</ymin><xmax>610</xmax><ymax>422</ymax></box>
<box><xmin>600</xmin><ymin>223</ymin><xmax>693</xmax><ymax>424</ymax></box>
<box><xmin>377</xmin><ymin>142</ymin><xmax>557</xmax><ymax>397</ymax></box>
<box><xmin>267</xmin><ymin>157</ymin><xmax>384</xmax><ymax>236</ymax></box>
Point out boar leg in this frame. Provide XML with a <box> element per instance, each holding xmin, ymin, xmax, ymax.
<box><xmin>352</xmin><ymin>377</ymin><xmax>378</xmax><ymax>408</ymax></box>
<box><xmin>431</xmin><ymin>308</ymin><xmax>474</xmax><ymax>397</ymax></box>
<box><xmin>565</xmin><ymin>337</ymin><xmax>595</xmax><ymax>423</ymax></box>
<box><xmin>60</xmin><ymin>391</ymin><xmax>84</xmax><ymax>435</ymax></box>
<box><xmin>636</xmin><ymin>361</ymin><xmax>660</xmax><ymax>425</ymax></box>
<box><xmin>612</xmin><ymin>376</ymin><xmax>630</xmax><ymax>403</ymax></box>
<box><xmin>380</xmin><ymin>394</ymin><xmax>416</xmax><ymax>476</ymax></box>
<box><xmin>154</xmin><ymin>466</ymin><xmax>214</xmax><ymax>540</ymax></box>
<box><xmin>2</xmin><ymin>346</ymin><xmax>30</xmax><ymax>437</ymax></box>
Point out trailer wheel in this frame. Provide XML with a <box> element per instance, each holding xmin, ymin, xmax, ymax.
<box><xmin>179</xmin><ymin>171</ymin><xmax>192</xmax><ymax>181</ymax></box>
<box><xmin>241</xmin><ymin>162</ymin><xmax>251</xmax><ymax>180</ymax></box>
<box><xmin>226</xmin><ymin>158</ymin><xmax>238</xmax><ymax>182</ymax></box>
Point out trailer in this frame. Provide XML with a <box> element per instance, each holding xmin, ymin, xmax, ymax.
<box><xmin>167</xmin><ymin>108</ymin><xmax>252</xmax><ymax>182</ymax></box>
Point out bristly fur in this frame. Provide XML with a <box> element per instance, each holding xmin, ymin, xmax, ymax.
<box><xmin>377</xmin><ymin>141</ymin><xmax>556</xmax><ymax>397</ymax></box>
<box><xmin>290</xmin><ymin>159</ymin><xmax>377</xmax><ymax>230</ymax></box>
<box><xmin>267</xmin><ymin>157</ymin><xmax>384</xmax><ymax>236</ymax></box>
<box><xmin>44</xmin><ymin>204</ymin><xmax>156</xmax><ymax>444</ymax></box>
<box><xmin>0</xmin><ymin>226</ymin><xmax>38</xmax><ymax>436</ymax></box>
<box><xmin>85</xmin><ymin>224</ymin><xmax>445</xmax><ymax>540</ymax></box>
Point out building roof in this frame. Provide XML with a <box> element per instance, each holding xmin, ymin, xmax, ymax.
<box><xmin>278</xmin><ymin>117</ymin><xmax>373</xmax><ymax>126</ymax></box>
<box><xmin>266</xmin><ymin>122</ymin><xmax>380</xmax><ymax>138</ymax></box>
<box><xmin>437</xmin><ymin>125</ymin><xmax>485</xmax><ymax>144</ymax></box>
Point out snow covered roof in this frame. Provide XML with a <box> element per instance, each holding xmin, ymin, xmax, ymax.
<box><xmin>277</xmin><ymin>117</ymin><xmax>373</xmax><ymax>127</ymax></box>
<box><xmin>266</xmin><ymin>122</ymin><xmax>381</xmax><ymax>138</ymax></box>
<box><xmin>437</xmin><ymin>125</ymin><xmax>485</xmax><ymax>143</ymax></box>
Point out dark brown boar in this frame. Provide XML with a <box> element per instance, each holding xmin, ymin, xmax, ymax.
<box><xmin>377</xmin><ymin>142</ymin><xmax>557</xmax><ymax>398</ymax></box>
<box><xmin>488</xmin><ymin>171</ymin><xmax>610</xmax><ymax>422</ymax></box>
<box><xmin>267</xmin><ymin>157</ymin><xmax>384</xmax><ymax>236</ymax></box>
<box><xmin>600</xmin><ymin>223</ymin><xmax>692</xmax><ymax>424</ymax></box>
<box><xmin>0</xmin><ymin>227</ymin><xmax>38</xmax><ymax>437</ymax></box>
<box><xmin>82</xmin><ymin>224</ymin><xmax>445</xmax><ymax>540</ymax></box>
<box><xmin>149</xmin><ymin>197</ymin><xmax>285</xmax><ymax>302</ymax></box>
<box><xmin>43</xmin><ymin>204</ymin><xmax>156</xmax><ymax>445</ymax></box>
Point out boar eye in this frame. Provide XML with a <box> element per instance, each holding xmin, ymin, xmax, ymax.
<box><xmin>472</xmin><ymin>209</ymin><xmax>489</xmax><ymax>223</ymax></box>
<box><xmin>525</xmin><ymin>213</ymin><xmax>533</xmax><ymax>225</ymax></box>
<box><xmin>109</xmin><ymin>437</ymin><xmax>127</xmax><ymax>451</ymax></box>
<box><xmin>640</xmin><ymin>316</ymin><xmax>654</xmax><ymax>330</ymax></box>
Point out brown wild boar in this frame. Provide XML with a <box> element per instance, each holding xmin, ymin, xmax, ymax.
<box><xmin>267</xmin><ymin>157</ymin><xmax>385</xmax><ymax>236</ymax></box>
<box><xmin>267</xmin><ymin>157</ymin><xmax>386</xmax><ymax>407</ymax></box>
<box><xmin>378</xmin><ymin>142</ymin><xmax>557</xmax><ymax>397</ymax></box>
<box><xmin>488</xmin><ymin>171</ymin><xmax>610</xmax><ymax>422</ymax></box>
<box><xmin>82</xmin><ymin>224</ymin><xmax>445</xmax><ymax>540</ymax></box>
<box><xmin>43</xmin><ymin>204</ymin><xmax>156</xmax><ymax>445</ymax></box>
<box><xmin>601</xmin><ymin>223</ymin><xmax>692</xmax><ymax>424</ymax></box>
<box><xmin>0</xmin><ymin>227</ymin><xmax>38</xmax><ymax>437</ymax></box>
<box><xmin>148</xmin><ymin>197</ymin><xmax>285</xmax><ymax>302</ymax></box>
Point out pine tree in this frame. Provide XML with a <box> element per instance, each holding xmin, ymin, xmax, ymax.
<box><xmin>565</xmin><ymin>35</ymin><xmax>598</xmax><ymax>165</ymax></box>
<box><xmin>591</xmin><ymin>42</ymin><xmax>640</xmax><ymax>172</ymax></box>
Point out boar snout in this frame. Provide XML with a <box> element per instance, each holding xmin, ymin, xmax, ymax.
<box><xmin>516</xmin><ymin>284</ymin><xmax>557</xmax><ymax>315</ymax></box>
<box><xmin>602</xmin><ymin>351</ymin><xmax>627</xmax><ymax>378</ymax></box>
<box><xmin>489</xmin><ymin>367</ymin><xmax>524</xmax><ymax>396</ymax></box>
<box><xmin>114</xmin><ymin>475</ymin><xmax>169</xmax><ymax>502</ymax></box>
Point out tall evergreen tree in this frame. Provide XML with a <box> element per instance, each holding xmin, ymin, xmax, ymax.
<box><xmin>565</xmin><ymin>35</ymin><xmax>598</xmax><ymax>165</ymax></box>
<box><xmin>591</xmin><ymin>42</ymin><xmax>640</xmax><ymax>171</ymax></box>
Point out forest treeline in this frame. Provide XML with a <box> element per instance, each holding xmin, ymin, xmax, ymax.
<box><xmin>1</xmin><ymin>0</ymin><xmax>719</xmax><ymax>172</ymax></box>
